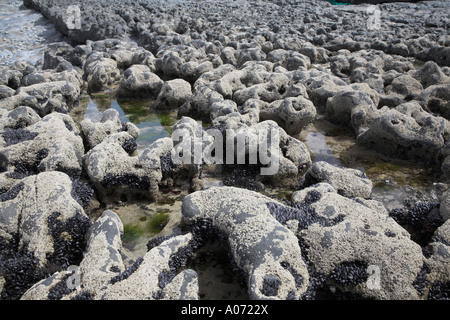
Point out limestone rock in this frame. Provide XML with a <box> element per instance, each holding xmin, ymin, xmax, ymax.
<box><xmin>15</xmin><ymin>80</ymin><xmax>81</xmax><ymax>116</ymax></box>
<box><xmin>292</xmin><ymin>184</ymin><xmax>425</xmax><ymax>300</ymax></box>
<box><xmin>154</xmin><ymin>79</ymin><xmax>192</xmax><ymax>110</ymax></box>
<box><xmin>80</xmin><ymin>109</ymin><xmax>139</xmax><ymax>150</ymax></box>
<box><xmin>0</xmin><ymin>172</ymin><xmax>92</xmax><ymax>299</ymax></box>
<box><xmin>357</xmin><ymin>102</ymin><xmax>450</xmax><ymax>164</ymax></box>
<box><xmin>83</xmin><ymin>132</ymin><xmax>173</xmax><ymax>200</ymax></box>
<box><xmin>22</xmin><ymin>211</ymin><xmax>199</xmax><ymax>300</ymax></box>
<box><xmin>0</xmin><ymin>112</ymin><xmax>85</xmax><ymax>180</ymax></box>
<box><xmin>260</xmin><ymin>96</ymin><xmax>317</xmax><ymax>136</ymax></box>
<box><xmin>182</xmin><ymin>186</ymin><xmax>310</xmax><ymax>300</ymax></box>
<box><xmin>302</xmin><ymin>161</ymin><xmax>373</xmax><ymax>199</ymax></box>
<box><xmin>117</xmin><ymin>64</ymin><xmax>163</xmax><ymax>99</ymax></box>
<box><xmin>84</xmin><ymin>53</ymin><xmax>121</xmax><ymax>93</ymax></box>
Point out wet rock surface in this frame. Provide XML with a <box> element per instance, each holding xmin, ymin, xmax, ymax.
<box><xmin>0</xmin><ymin>0</ymin><xmax>449</xmax><ymax>300</ymax></box>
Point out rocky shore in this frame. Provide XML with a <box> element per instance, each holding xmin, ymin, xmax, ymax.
<box><xmin>0</xmin><ymin>0</ymin><xmax>449</xmax><ymax>300</ymax></box>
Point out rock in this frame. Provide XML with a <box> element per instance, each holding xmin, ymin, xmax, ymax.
<box><xmin>292</xmin><ymin>183</ymin><xmax>425</xmax><ymax>300</ymax></box>
<box><xmin>67</xmin><ymin>209</ymin><xmax>125</xmax><ymax>297</ymax></box>
<box><xmin>422</xmin><ymin>220</ymin><xmax>450</xmax><ymax>300</ymax></box>
<box><xmin>380</xmin><ymin>75</ymin><xmax>424</xmax><ymax>108</ymax></box>
<box><xmin>232</xmin><ymin>73</ymin><xmax>291</xmax><ymax>105</ymax></box>
<box><xmin>326</xmin><ymin>89</ymin><xmax>382</xmax><ymax>135</ymax></box>
<box><xmin>100</xmin><ymin>233</ymin><xmax>199</xmax><ymax>300</ymax></box>
<box><xmin>194</xmin><ymin>64</ymin><xmax>237</xmax><ymax>90</ymax></box>
<box><xmin>210</xmin><ymin>99</ymin><xmax>239</xmax><ymax>121</ymax></box>
<box><xmin>298</xmin><ymin>43</ymin><xmax>330</xmax><ymax>64</ymax></box>
<box><xmin>0</xmin><ymin>106</ymin><xmax>41</xmax><ymax>131</ymax></box>
<box><xmin>357</xmin><ymin>102</ymin><xmax>450</xmax><ymax>164</ymax></box>
<box><xmin>204</xmin><ymin>68</ymin><xmax>246</xmax><ymax>100</ymax></box>
<box><xmin>22</xmin><ymin>212</ymin><xmax>199</xmax><ymax>300</ymax></box>
<box><xmin>382</xmin><ymin>54</ymin><xmax>415</xmax><ymax>73</ymax></box>
<box><xmin>179</xmin><ymin>60</ymin><xmax>214</xmax><ymax>83</ymax></box>
<box><xmin>117</xmin><ymin>64</ymin><xmax>163</xmax><ymax>99</ymax></box>
<box><xmin>80</xmin><ymin>109</ymin><xmax>139</xmax><ymax>150</ymax></box>
<box><xmin>302</xmin><ymin>161</ymin><xmax>373</xmax><ymax>199</ymax></box>
<box><xmin>220</xmin><ymin>46</ymin><xmax>237</xmax><ymax>65</ymax></box>
<box><xmin>211</xmin><ymin>118</ymin><xmax>311</xmax><ymax>187</ymax></box>
<box><xmin>0</xmin><ymin>67</ymin><xmax>22</xmax><ymax>89</ymax></box>
<box><xmin>83</xmin><ymin>132</ymin><xmax>173</xmax><ymax>201</ymax></box>
<box><xmin>266</xmin><ymin>49</ymin><xmax>311</xmax><ymax>71</ymax></box>
<box><xmin>0</xmin><ymin>85</ymin><xmax>16</xmax><ymax>99</ymax></box>
<box><xmin>0</xmin><ymin>112</ymin><xmax>85</xmax><ymax>180</ymax></box>
<box><xmin>438</xmin><ymin>189</ymin><xmax>450</xmax><ymax>222</ymax></box>
<box><xmin>417</xmin><ymin>84</ymin><xmax>450</xmax><ymax>120</ymax></box>
<box><xmin>170</xmin><ymin>116</ymin><xmax>208</xmax><ymax>182</ymax></box>
<box><xmin>83</xmin><ymin>53</ymin><xmax>121</xmax><ymax>93</ymax></box>
<box><xmin>0</xmin><ymin>172</ymin><xmax>92</xmax><ymax>299</ymax></box>
<box><xmin>178</xmin><ymin>84</ymin><xmax>224</xmax><ymax>122</ymax></box>
<box><xmin>301</xmin><ymin>72</ymin><xmax>348</xmax><ymax>112</ymax></box>
<box><xmin>413</xmin><ymin>61</ymin><xmax>450</xmax><ymax>89</ymax></box>
<box><xmin>109</xmin><ymin>45</ymin><xmax>156</xmax><ymax>70</ymax></box>
<box><xmin>60</xmin><ymin>209</ymin><xmax>122</xmax><ymax>293</ymax></box>
<box><xmin>236</xmin><ymin>47</ymin><xmax>267</xmax><ymax>67</ymax></box>
<box><xmin>15</xmin><ymin>80</ymin><xmax>81</xmax><ymax>116</ymax></box>
<box><xmin>19</xmin><ymin>270</ymin><xmax>75</xmax><ymax>300</ymax></box>
<box><xmin>154</xmin><ymin>79</ymin><xmax>192</xmax><ymax>110</ymax></box>
<box><xmin>182</xmin><ymin>186</ymin><xmax>310</xmax><ymax>300</ymax></box>
<box><xmin>390</xmin><ymin>200</ymin><xmax>443</xmax><ymax>245</ymax></box>
<box><xmin>21</xmin><ymin>64</ymin><xmax>83</xmax><ymax>89</ymax></box>
<box><xmin>260</xmin><ymin>96</ymin><xmax>317</xmax><ymax>136</ymax></box>
<box><xmin>158</xmin><ymin>51</ymin><xmax>184</xmax><ymax>78</ymax></box>
<box><xmin>420</xmin><ymin>46</ymin><xmax>450</xmax><ymax>67</ymax></box>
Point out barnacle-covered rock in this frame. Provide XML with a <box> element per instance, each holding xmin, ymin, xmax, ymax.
<box><xmin>326</xmin><ymin>89</ymin><xmax>384</xmax><ymax>136</ymax></box>
<box><xmin>14</xmin><ymin>80</ymin><xmax>81</xmax><ymax>116</ymax></box>
<box><xmin>83</xmin><ymin>132</ymin><xmax>172</xmax><ymax>201</ymax></box>
<box><xmin>80</xmin><ymin>108</ymin><xmax>139</xmax><ymax>150</ymax></box>
<box><xmin>389</xmin><ymin>202</ymin><xmax>443</xmax><ymax>246</ymax></box>
<box><xmin>293</xmin><ymin>183</ymin><xmax>425</xmax><ymax>300</ymax></box>
<box><xmin>116</xmin><ymin>64</ymin><xmax>163</xmax><ymax>99</ymax></box>
<box><xmin>182</xmin><ymin>186</ymin><xmax>310</xmax><ymax>300</ymax></box>
<box><xmin>100</xmin><ymin>233</ymin><xmax>199</xmax><ymax>300</ymax></box>
<box><xmin>178</xmin><ymin>84</ymin><xmax>224</xmax><ymax>122</ymax></box>
<box><xmin>0</xmin><ymin>106</ymin><xmax>41</xmax><ymax>131</ymax></box>
<box><xmin>0</xmin><ymin>171</ymin><xmax>91</xmax><ymax>299</ymax></box>
<box><xmin>22</xmin><ymin>211</ymin><xmax>199</xmax><ymax>300</ymax></box>
<box><xmin>209</xmin><ymin>118</ymin><xmax>311</xmax><ymax>188</ymax></box>
<box><xmin>413</xmin><ymin>220</ymin><xmax>450</xmax><ymax>300</ymax></box>
<box><xmin>302</xmin><ymin>161</ymin><xmax>373</xmax><ymax>199</ymax></box>
<box><xmin>0</xmin><ymin>172</ymin><xmax>91</xmax><ymax>267</ymax></box>
<box><xmin>357</xmin><ymin>102</ymin><xmax>450</xmax><ymax>165</ymax></box>
<box><xmin>21</xmin><ymin>209</ymin><xmax>124</xmax><ymax>300</ymax></box>
<box><xmin>153</xmin><ymin>78</ymin><xmax>192</xmax><ymax>110</ymax></box>
<box><xmin>83</xmin><ymin>52</ymin><xmax>121</xmax><ymax>93</ymax></box>
<box><xmin>0</xmin><ymin>112</ymin><xmax>84</xmax><ymax>186</ymax></box>
<box><xmin>259</xmin><ymin>96</ymin><xmax>316</xmax><ymax>136</ymax></box>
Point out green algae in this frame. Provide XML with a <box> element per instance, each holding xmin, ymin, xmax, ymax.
<box><xmin>123</xmin><ymin>223</ymin><xmax>144</xmax><ymax>243</ymax></box>
<box><xmin>147</xmin><ymin>211</ymin><xmax>170</xmax><ymax>234</ymax></box>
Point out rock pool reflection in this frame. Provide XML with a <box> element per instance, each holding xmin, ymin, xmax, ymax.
<box><xmin>73</xmin><ymin>93</ymin><xmax>177</xmax><ymax>152</ymax></box>
<box><xmin>301</xmin><ymin>120</ymin><xmax>437</xmax><ymax>211</ymax></box>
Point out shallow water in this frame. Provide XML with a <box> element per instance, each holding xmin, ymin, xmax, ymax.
<box><xmin>300</xmin><ymin>119</ymin><xmax>437</xmax><ymax>211</ymax></box>
<box><xmin>72</xmin><ymin>92</ymin><xmax>438</xmax><ymax>216</ymax></box>
<box><xmin>0</xmin><ymin>0</ymin><xmax>65</xmax><ymax>66</ymax></box>
<box><xmin>71</xmin><ymin>92</ymin><xmax>177</xmax><ymax>151</ymax></box>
